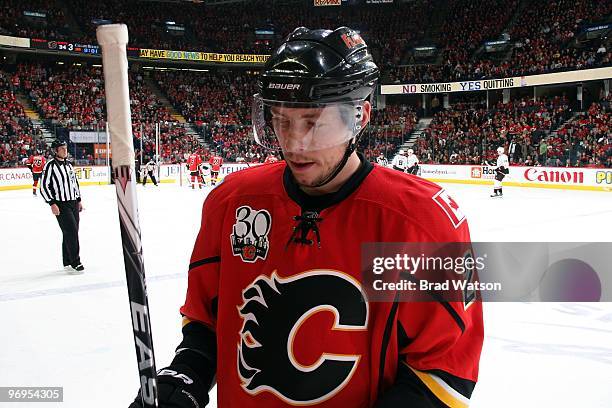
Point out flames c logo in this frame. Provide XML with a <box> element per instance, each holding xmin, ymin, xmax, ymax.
<box><xmin>237</xmin><ymin>270</ymin><xmax>368</xmax><ymax>404</ymax></box>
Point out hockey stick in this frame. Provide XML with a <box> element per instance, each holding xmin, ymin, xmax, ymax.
<box><xmin>97</xmin><ymin>24</ymin><xmax>159</xmax><ymax>408</ymax></box>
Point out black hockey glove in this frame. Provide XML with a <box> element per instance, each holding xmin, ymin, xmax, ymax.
<box><xmin>128</xmin><ymin>364</ymin><xmax>209</xmax><ymax>408</ymax></box>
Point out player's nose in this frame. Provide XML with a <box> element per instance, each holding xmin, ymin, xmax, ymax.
<box><xmin>282</xmin><ymin>125</ymin><xmax>314</xmax><ymax>153</ymax></box>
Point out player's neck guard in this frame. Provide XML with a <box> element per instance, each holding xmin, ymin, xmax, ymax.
<box><xmin>283</xmin><ymin>152</ymin><xmax>373</xmax><ymax>212</ymax></box>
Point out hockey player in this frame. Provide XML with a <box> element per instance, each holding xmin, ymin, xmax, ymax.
<box><xmin>406</xmin><ymin>148</ymin><xmax>419</xmax><ymax>175</ymax></box>
<box><xmin>490</xmin><ymin>146</ymin><xmax>509</xmax><ymax>197</ymax></box>
<box><xmin>142</xmin><ymin>158</ymin><xmax>158</xmax><ymax>186</ymax></box>
<box><xmin>391</xmin><ymin>149</ymin><xmax>408</xmax><ymax>172</ymax></box>
<box><xmin>26</xmin><ymin>150</ymin><xmax>46</xmax><ymax>196</ymax></box>
<box><xmin>375</xmin><ymin>152</ymin><xmax>388</xmax><ymax>167</ymax></box>
<box><xmin>209</xmin><ymin>152</ymin><xmax>223</xmax><ymax>185</ymax></box>
<box><xmin>130</xmin><ymin>27</ymin><xmax>482</xmax><ymax>408</ymax></box>
<box><xmin>187</xmin><ymin>152</ymin><xmax>203</xmax><ymax>189</ymax></box>
<box><xmin>198</xmin><ymin>162</ymin><xmax>212</xmax><ymax>188</ymax></box>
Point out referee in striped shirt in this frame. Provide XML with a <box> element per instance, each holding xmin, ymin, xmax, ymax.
<box><xmin>41</xmin><ymin>140</ymin><xmax>85</xmax><ymax>274</ymax></box>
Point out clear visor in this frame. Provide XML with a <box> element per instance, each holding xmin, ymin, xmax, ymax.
<box><xmin>252</xmin><ymin>94</ymin><xmax>365</xmax><ymax>153</ymax></box>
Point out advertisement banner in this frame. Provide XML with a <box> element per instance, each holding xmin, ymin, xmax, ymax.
<box><xmin>159</xmin><ymin>164</ymin><xmax>181</xmax><ymax>184</ymax></box>
<box><xmin>73</xmin><ymin>166</ymin><xmax>110</xmax><ymax>185</ymax></box>
<box><xmin>70</xmin><ymin>131</ymin><xmax>108</xmax><ymax>143</ymax></box>
<box><xmin>3</xmin><ymin>164</ymin><xmax>608</xmax><ymax>192</ymax></box>
<box><xmin>0</xmin><ymin>35</ymin><xmax>30</xmax><ymax>48</ymax></box>
<box><xmin>314</xmin><ymin>0</ymin><xmax>342</xmax><ymax>5</ymax></box>
<box><xmin>158</xmin><ymin>163</ymin><xmax>257</xmax><ymax>185</ymax></box>
<box><xmin>0</xmin><ymin>168</ymin><xmax>32</xmax><ymax>190</ymax></box>
<box><xmin>138</xmin><ymin>49</ymin><xmax>269</xmax><ymax>64</ymax></box>
<box><xmin>93</xmin><ymin>144</ymin><xmax>111</xmax><ymax>160</ymax></box>
<box><xmin>381</xmin><ymin>67</ymin><xmax>612</xmax><ymax>95</ymax></box>
<box><xmin>417</xmin><ymin>164</ymin><xmax>612</xmax><ymax>191</ymax></box>
<box><xmin>0</xmin><ymin>165</ymin><xmax>110</xmax><ymax>190</ymax></box>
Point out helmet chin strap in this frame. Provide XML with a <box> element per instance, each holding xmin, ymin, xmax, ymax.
<box><xmin>311</xmin><ymin>138</ymin><xmax>357</xmax><ymax>188</ymax></box>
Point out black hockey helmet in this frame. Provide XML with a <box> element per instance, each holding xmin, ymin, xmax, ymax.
<box><xmin>258</xmin><ymin>26</ymin><xmax>379</xmax><ymax>104</ymax></box>
<box><xmin>51</xmin><ymin>140</ymin><xmax>67</xmax><ymax>149</ymax></box>
<box><xmin>253</xmin><ymin>26</ymin><xmax>379</xmax><ymax>154</ymax></box>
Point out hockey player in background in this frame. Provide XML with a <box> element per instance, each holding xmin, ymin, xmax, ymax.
<box><xmin>187</xmin><ymin>152</ymin><xmax>203</xmax><ymax>189</ymax></box>
<box><xmin>376</xmin><ymin>152</ymin><xmax>388</xmax><ymax>167</ymax></box>
<box><xmin>26</xmin><ymin>150</ymin><xmax>46</xmax><ymax>196</ymax></box>
<box><xmin>208</xmin><ymin>152</ymin><xmax>223</xmax><ymax>185</ymax></box>
<box><xmin>391</xmin><ymin>149</ymin><xmax>408</xmax><ymax>172</ymax></box>
<box><xmin>406</xmin><ymin>148</ymin><xmax>419</xmax><ymax>175</ymax></box>
<box><xmin>264</xmin><ymin>153</ymin><xmax>280</xmax><ymax>164</ymax></box>
<box><xmin>490</xmin><ymin>146</ymin><xmax>509</xmax><ymax>197</ymax></box>
<box><xmin>198</xmin><ymin>162</ymin><xmax>212</xmax><ymax>188</ymax></box>
<box><xmin>142</xmin><ymin>158</ymin><xmax>158</xmax><ymax>187</ymax></box>
<box><xmin>130</xmin><ymin>26</ymin><xmax>482</xmax><ymax>408</ymax></box>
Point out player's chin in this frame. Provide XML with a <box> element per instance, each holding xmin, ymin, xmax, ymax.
<box><xmin>288</xmin><ymin>164</ymin><xmax>323</xmax><ymax>186</ymax></box>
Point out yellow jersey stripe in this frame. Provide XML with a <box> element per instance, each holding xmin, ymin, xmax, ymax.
<box><xmin>404</xmin><ymin>363</ymin><xmax>470</xmax><ymax>408</ymax></box>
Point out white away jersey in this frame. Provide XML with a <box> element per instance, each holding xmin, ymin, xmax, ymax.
<box><xmin>407</xmin><ymin>155</ymin><xmax>419</xmax><ymax>168</ymax></box>
<box><xmin>496</xmin><ymin>154</ymin><xmax>509</xmax><ymax>169</ymax></box>
<box><xmin>391</xmin><ymin>154</ymin><xmax>408</xmax><ymax>170</ymax></box>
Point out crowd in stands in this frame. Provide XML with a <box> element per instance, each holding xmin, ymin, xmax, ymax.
<box><xmin>3</xmin><ymin>59</ymin><xmax>609</xmax><ymax>169</ymax></box>
<box><xmin>1</xmin><ymin>0</ymin><xmax>609</xmax><ymax>84</ymax></box>
<box><xmin>18</xmin><ymin>63</ymin><xmax>106</xmax><ymax>129</ymax></box>
<box><xmin>17</xmin><ymin>63</ymin><xmax>173</xmax><ymax>130</ymax></box>
<box><xmin>551</xmin><ymin>94</ymin><xmax>611</xmax><ymax>167</ymax></box>
<box><xmin>413</xmin><ymin>94</ymin><xmax>611</xmax><ymax>167</ymax></box>
<box><xmin>0</xmin><ymin>70</ymin><xmax>47</xmax><ymax>168</ymax></box>
<box><xmin>1</xmin><ymin>62</ymin><xmax>194</xmax><ymax>166</ymax></box>
<box><xmin>63</xmin><ymin>0</ymin><xmax>432</xmax><ymax>60</ymax></box>
<box><xmin>389</xmin><ymin>0</ymin><xmax>612</xmax><ymax>84</ymax></box>
<box><xmin>0</xmin><ymin>0</ymin><xmax>70</xmax><ymax>40</ymax></box>
<box><xmin>155</xmin><ymin>70</ymin><xmax>255</xmax><ymax>127</ymax></box>
<box><xmin>2</xmin><ymin>0</ymin><xmax>611</xmax><ymax>170</ymax></box>
<box><xmin>155</xmin><ymin>70</ymin><xmax>261</xmax><ymax>162</ymax></box>
<box><xmin>361</xmin><ymin>105</ymin><xmax>417</xmax><ymax>161</ymax></box>
<box><xmin>135</xmin><ymin>122</ymin><xmax>202</xmax><ymax>164</ymax></box>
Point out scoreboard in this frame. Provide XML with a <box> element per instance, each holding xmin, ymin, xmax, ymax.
<box><xmin>30</xmin><ymin>38</ymin><xmax>100</xmax><ymax>55</ymax></box>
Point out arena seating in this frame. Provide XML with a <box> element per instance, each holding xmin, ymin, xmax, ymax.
<box><xmin>2</xmin><ymin>0</ymin><xmax>609</xmax><ymax>84</ymax></box>
<box><xmin>361</xmin><ymin>105</ymin><xmax>417</xmax><ymax>161</ymax></box>
<box><xmin>0</xmin><ymin>1</ymin><xmax>610</xmax><ymax>169</ymax></box>
<box><xmin>0</xmin><ymin>69</ymin><xmax>48</xmax><ymax>167</ymax></box>
<box><xmin>19</xmin><ymin>63</ymin><xmax>173</xmax><ymax>130</ymax></box>
<box><xmin>552</xmin><ymin>95</ymin><xmax>611</xmax><ymax>167</ymax></box>
<box><xmin>388</xmin><ymin>0</ymin><xmax>612</xmax><ymax>83</ymax></box>
<box><xmin>0</xmin><ymin>0</ymin><xmax>70</xmax><ymax>40</ymax></box>
<box><xmin>413</xmin><ymin>95</ymin><xmax>611</xmax><ymax>167</ymax></box>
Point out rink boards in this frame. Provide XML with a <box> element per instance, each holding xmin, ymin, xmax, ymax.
<box><xmin>420</xmin><ymin>164</ymin><xmax>612</xmax><ymax>192</ymax></box>
<box><xmin>0</xmin><ymin>163</ymin><xmax>252</xmax><ymax>191</ymax></box>
<box><xmin>1</xmin><ymin>163</ymin><xmax>611</xmax><ymax>192</ymax></box>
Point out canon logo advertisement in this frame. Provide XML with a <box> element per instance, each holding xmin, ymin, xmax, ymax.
<box><xmin>524</xmin><ymin>168</ymin><xmax>584</xmax><ymax>184</ymax></box>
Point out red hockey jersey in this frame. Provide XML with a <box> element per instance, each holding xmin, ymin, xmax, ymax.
<box><xmin>187</xmin><ymin>154</ymin><xmax>203</xmax><ymax>172</ymax></box>
<box><xmin>209</xmin><ymin>155</ymin><xmax>223</xmax><ymax>172</ymax></box>
<box><xmin>182</xmin><ymin>157</ymin><xmax>483</xmax><ymax>407</ymax></box>
<box><xmin>27</xmin><ymin>155</ymin><xmax>46</xmax><ymax>173</ymax></box>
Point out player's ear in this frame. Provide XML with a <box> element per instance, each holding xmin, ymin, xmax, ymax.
<box><xmin>360</xmin><ymin>100</ymin><xmax>372</xmax><ymax>129</ymax></box>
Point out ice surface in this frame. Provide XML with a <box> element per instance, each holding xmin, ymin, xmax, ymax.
<box><xmin>1</xmin><ymin>182</ymin><xmax>611</xmax><ymax>407</ymax></box>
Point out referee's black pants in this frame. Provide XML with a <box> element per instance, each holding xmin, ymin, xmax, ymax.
<box><xmin>143</xmin><ymin>171</ymin><xmax>158</xmax><ymax>186</ymax></box>
<box><xmin>55</xmin><ymin>200</ymin><xmax>81</xmax><ymax>267</ymax></box>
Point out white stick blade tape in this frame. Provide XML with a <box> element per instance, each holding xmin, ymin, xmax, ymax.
<box><xmin>97</xmin><ymin>24</ymin><xmax>133</xmax><ymax>167</ymax></box>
